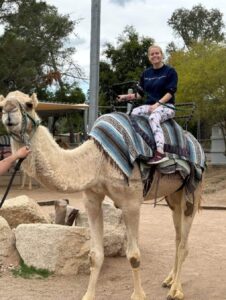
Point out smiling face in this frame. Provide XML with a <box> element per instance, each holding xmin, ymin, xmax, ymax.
<box><xmin>148</xmin><ymin>45</ymin><xmax>164</xmax><ymax>69</ymax></box>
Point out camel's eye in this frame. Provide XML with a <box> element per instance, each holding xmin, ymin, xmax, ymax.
<box><xmin>3</xmin><ymin>107</ymin><xmax>18</xmax><ymax>113</ymax></box>
<box><xmin>26</xmin><ymin>102</ymin><xmax>33</xmax><ymax>110</ymax></box>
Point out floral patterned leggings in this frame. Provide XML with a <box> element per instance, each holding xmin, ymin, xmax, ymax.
<box><xmin>131</xmin><ymin>104</ymin><xmax>175</xmax><ymax>152</ymax></box>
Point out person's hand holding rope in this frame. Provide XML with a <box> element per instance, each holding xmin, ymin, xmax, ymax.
<box><xmin>13</xmin><ymin>146</ymin><xmax>31</xmax><ymax>160</ymax></box>
<box><xmin>0</xmin><ymin>146</ymin><xmax>31</xmax><ymax>176</ymax></box>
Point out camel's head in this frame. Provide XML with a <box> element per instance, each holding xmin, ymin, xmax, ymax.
<box><xmin>1</xmin><ymin>91</ymin><xmax>40</xmax><ymax>137</ymax></box>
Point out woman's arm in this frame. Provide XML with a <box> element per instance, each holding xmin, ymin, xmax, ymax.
<box><xmin>148</xmin><ymin>92</ymin><xmax>173</xmax><ymax>113</ymax></box>
<box><xmin>117</xmin><ymin>92</ymin><xmax>142</xmax><ymax>102</ymax></box>
<box><xmin>0</xmin><ymin>146</ymin><xmax>31</xmax><ymax>176</ymax></box>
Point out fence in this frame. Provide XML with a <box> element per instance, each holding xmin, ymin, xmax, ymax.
<box><xmin>207</xmin><ymin>124</ymin><xmax>226</xmax><ymax>165</ymax></box>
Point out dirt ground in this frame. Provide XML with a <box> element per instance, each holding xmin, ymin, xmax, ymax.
<box><xmin>0</xmin><ymin>166</ymin><xmax>226</xmax><ymax>300</ymax></box>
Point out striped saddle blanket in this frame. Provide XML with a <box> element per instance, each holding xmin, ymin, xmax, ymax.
<box><xmin>89</xmin><ymin>112</ymin><xmax>206</xmax><ymax>180</ymax></box>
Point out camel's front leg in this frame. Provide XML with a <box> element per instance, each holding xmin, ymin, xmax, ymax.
<box><xmin>122</xmin><ymin>199</ymin><xmax>146</xmax><ymax>300</ymax></box>
<box><xmin>82</xmin><ymin>192</ymin><xmax>104</xmax><ymax>300</ymax></box>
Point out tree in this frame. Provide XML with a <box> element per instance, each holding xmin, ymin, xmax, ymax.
<box><xmin>99</xmin><ymin>26</ymin><xmax>154</xmax><ymax>106</ymax></box>
<box><xmin>169</xmin><ymin>43</ymin><xmax>226</xmax><ymax>137</ymax></box>
<box><xmin>0</xmin><ymin>0</ymin><xmax>84</xmax><ymax>101</ymax></box>
<box><xmin>168</xmin><ymin>4</ymin><xmax>225</xmax><ymax>49</ymax></box>
<box><xmin>0</xmin><ymin>0</ymin><xmax>21</xmax><ymax>22</ymax></box>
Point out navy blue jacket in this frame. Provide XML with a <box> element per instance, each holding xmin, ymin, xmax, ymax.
<box><xmin>138</xmin><ymin>64</ymin><xmax>178</xmax><ymax>105</ymax></box>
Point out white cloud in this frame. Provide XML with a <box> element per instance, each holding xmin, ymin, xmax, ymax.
<box><xmin>110</xmin><ymin>0</ymin><xmax>145</xmax><ymax>6</ymax></box>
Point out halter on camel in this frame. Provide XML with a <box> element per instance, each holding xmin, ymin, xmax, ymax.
<box><xmin>8</xmin><ymin>101</ymin><xmax>41</xmax><ymax>146</ymax></box>
<box><xmin>0</xmin><ymin>101</ymin><xmax>40</xmax><ymax>208</ymax></box>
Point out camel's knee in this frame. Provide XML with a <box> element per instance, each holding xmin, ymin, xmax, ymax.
<box><xmin>127</xmin><ymin>250</ymin><xmax>141</xmax><ymax>269</ymax></box>
<box><xmin>130</xmin><ymin>257</ymin><xmax>140</xmax><ymax>269</ymax></box>
<box><xmin>89</xmin><ymin>250</ymin><xmax>104</xmax><ymax>269</ymax></box>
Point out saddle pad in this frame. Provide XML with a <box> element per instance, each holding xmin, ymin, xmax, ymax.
<box><xmin>89</xmin><ymin>112</ymin><xmax>205</xmax><ymax>179</ymax></box>
<box><xmin>89</xmin><ymin>112</ymin><xmax>153</xmax><ymax>177</ymax></box>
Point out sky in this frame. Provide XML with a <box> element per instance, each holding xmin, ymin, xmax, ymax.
<box><xmin>46</xmin><ymin>0</ymin><xmax>226</xmax><ymax>92</ymax></box>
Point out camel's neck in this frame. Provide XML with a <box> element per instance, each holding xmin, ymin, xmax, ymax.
<box><xmin>11</xmin><ymin>126</ymin><xmax>102</xmax><ymax>192</ymax></box>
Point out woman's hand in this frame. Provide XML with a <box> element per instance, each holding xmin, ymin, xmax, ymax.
<box><xmin>117</xmin><ymin>93</ymin><xmax>135</xmax><ymax>102</ymax></box>
<box><xmin>14</xmin><ymin>146</ymin><xmax>31</xmax><ymax>159</ymax></box>
<box><xmin>149</xmin><ymin>102</ymin><xmax>160</xmax><ymax>113</ymax></box>
<box><xmin>117</xmin><ymin>95</ymin><xmax>128</xmax><ymax>102</ymax></box>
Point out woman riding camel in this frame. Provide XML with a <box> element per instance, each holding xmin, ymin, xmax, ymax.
<box><xmin>118</xmin><ymin>45</ymin><xmax>178</xmax><ymax>164</ymax></box>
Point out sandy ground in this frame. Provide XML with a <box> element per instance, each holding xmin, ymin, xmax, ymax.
<box><xmin>0</xmin><ymin>166</ymin><xmax>226</xmax><ymax>300</ymax></box>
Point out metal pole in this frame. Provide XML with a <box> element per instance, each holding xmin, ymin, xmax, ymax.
<box><xmin>88</xmin><ymin>0</ymin><xmax>101</xmax><ymax>132</ymax></box>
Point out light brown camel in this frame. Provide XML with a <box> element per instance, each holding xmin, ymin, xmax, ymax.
<box><xmin>0</xmin><ymin>91</ymin><xmax>203</xmax><ymax>300</ymax></box>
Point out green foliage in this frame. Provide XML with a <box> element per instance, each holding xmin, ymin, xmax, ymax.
<box><xmin>0</xmin><ymin>0</ymin><xmax>82</xmax><ymax>96</ymax></box>
<box><xmin>12</xmin><ymin>260</ymin><xmax>53</xmax><ymax>279</ymax></box>
<box><xmin>168</xmin><ymin>4</ymin><xmax>225</xmax><ymax>49</ymax></box>
<box><xmin>0</xmin><ymin>31</ymin><xmax>44</xmax><ymax>94</ymax></box>
<box><xmin>55</xmin><ymin>112</ymin><xmax>84</xmax><ymax>135</ymax></box>
<box><xmin>99</xmin><ymin>26</ymin><xmax>154</xmax><ymax>106</ymax></box>
<box><xmin>169</xmin><ymin>43</ymin><xmax>226</xmax><ymax>129</ymax></box>
<box><xmin>37</xmin><ymin>83</ymin><xmax>85</xmax><ymax>104</ymax></box>
<box><xmin>103</xmin><ymin>26</ymin><xmax>153</xmax><ymax>82</ymax></box>
<box><xmin>37</xmin><ymin>83</ymin><xmax>86</xmax><ymax>134</ymax></box>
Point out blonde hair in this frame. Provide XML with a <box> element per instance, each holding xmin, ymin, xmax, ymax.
<box><xmin>148</xmin><ymin>45</ymin><xmax>164</xmax><ymax>55</ymax></box>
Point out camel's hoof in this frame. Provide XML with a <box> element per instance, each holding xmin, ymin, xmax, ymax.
<box><xmin>162</xmin><ymin>280</ymin><xmax>173</xmax><ymax>288</ymax></box>
<box><xmin>167</xmin><ymin>290</ymin><xmax>184</xmax><ymax>300</ymax></box>
<box><xmin>162</xmin><ymin>282</ymin><xmax>169</xmax><ymax>288</ymax></box>
<box><xmin>162</xmin><ymin>278</ymin><xmax>173</xmax><ymax>288</ymax></box>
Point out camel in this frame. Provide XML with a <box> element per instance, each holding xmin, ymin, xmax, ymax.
<box><xmin>0</xmin><ymin>91</ymin><xmax>203</xmax><ymax>300</ymax></box>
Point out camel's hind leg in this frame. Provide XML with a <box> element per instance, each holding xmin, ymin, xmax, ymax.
<box><xmin>122</xmin><ymin>199</ymin><xmax>146</xmax><ymax>300</ymax></box>
<box><xmin>162</xmin><ymin>189</ymin><xmax>183</xmax><ymax>289</ymax></box>
<box><xmin>82</xmin><ymin>190</ymin><xmax>105</xmax><ymax>300</ymax></box>
<box><xmin>163</xmin><ymin>183</ymin><xmax>202</xmax><ymax>300</ymax></box>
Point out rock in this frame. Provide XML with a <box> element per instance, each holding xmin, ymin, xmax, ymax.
<box><xmin>104</xmin><ymin>224</ymin><xmax>126</xmax><ymax>256</ymax></box>
<box><xmin>0</xmin><ymin>217</ymin><xmax>20</xmax><ymax>266</ymax></box>
<box><xmin>76</xmin><ymin>199</ymin><xmax>127</xmax><ymax>256</ymax></box>
<box><xmin>76</xmin><ymin>198</ymin><xmax>123</xmax><ymax>228</ymax></box>
<box><xmin>15</xmin><ymin>223</ymin><xmax>90</xmax><ymax>275</ymax></box>
<box><xmin>0</xmin><ymin>195</ymin><xmax>51</xmax><ymax>228</ymax></box>
<box><xmin>102</xmin><ymin>198</ymin><xmax>123</xmax><ymax>226</ymax></box>
<box><xmin>54</xmin><ymin>199</ymin><xmax>67</xmax><ymax>225</ymax></box>
<box><xmin>55</xmin><ymin>200</ymin><xmax>79</xmax><ymax>226</ymax></box>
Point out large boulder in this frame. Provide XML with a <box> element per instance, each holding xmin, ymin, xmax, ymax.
<box><xmin>104</xmin><ymin>224</ymin><xmax>126</xmax><ymax>256</ymax></box>
<box><xmin>15</xmin><ymin>224</ymin><xmax>90</xmax><ymax>275</ymax></box>
<box><xmin>76</xmin><ymin>198</ymin><xmax>127</xmax><ymax>256</ymax></box>
<box><xmin>76</xmin><ymin>198</ymin><xmax>124</xmax><ymax>227</ymax></box>
<box><xmin>0</xmin><ymin>217</ymin><xmax>20</xmax><ymax>266</ymax></box>
<box><xmin>0</xmin><ymin>195</ymin><xmax>51</xmax><ymax>228</ymax></box>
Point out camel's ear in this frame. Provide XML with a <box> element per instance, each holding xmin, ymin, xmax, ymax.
<box><xmin>0</xmin><ymin>95</ymin><xmax>5</xmax><ymax>103</ymax></box>
<box><xmin>0</xmin><ymin>95</ymin><xmax>6</xmax><ymax>107</ymax></box>
<box><xmin>30</xmin><ymin>93</ymin><xmax>39</xmax><ymax>108</ymax></box>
